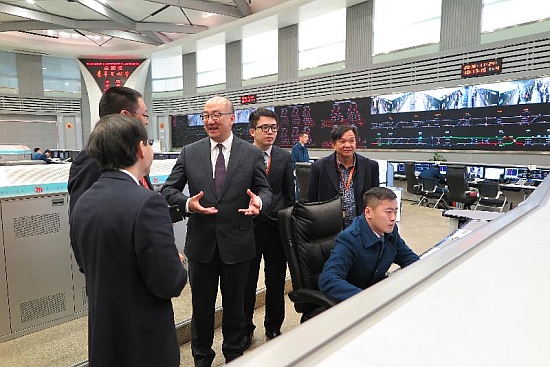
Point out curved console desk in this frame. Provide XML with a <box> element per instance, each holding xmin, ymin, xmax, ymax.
<box><xmin>233</xmin><ymin>177</ymin><xmax>550</xmax><ymax>366</ymax></box>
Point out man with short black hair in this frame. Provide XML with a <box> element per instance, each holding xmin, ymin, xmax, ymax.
<box><xmin>70</xmin><ymin>114</ymin><xmax>187</xmax><ymax>367</ymax></box>
<box><xmin>291</xmin><ymin>131</ymin><xmax>310</xmax><ymax>168</ymax></box>
<box><xmin>307</xmin><ymin>125</ymin><xmax>379</xmax><ymax>228</ymax></box>
<box><xmin>68</xmin><ymin>86</ymin><xmax>152</xmax><ymax>213</ymax></box>
<box><xmin>318</xmin><ymin>187</ymin><xmax>419</xmax><ymax>302</ymax></box>
<box><xmin>243</xmin><ymin>107</ymin><xmax>295</xmax><ymax>343</ymax></box>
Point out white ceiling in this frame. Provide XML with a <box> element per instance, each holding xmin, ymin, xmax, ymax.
<box><xmin>0</xmin><ymin>0</ymin><xmax>364</xmax><ymax>59</ymax></box>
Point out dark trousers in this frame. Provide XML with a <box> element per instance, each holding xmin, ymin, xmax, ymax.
<box><xmin>189</xmin><ymin>248</ymin><xmax>250</xmax><ymax>367</ymax></box>
<box><xmin>243</xmin><ymin>217</ymin><xmax>287</xmax><ymax>334</ymax></box>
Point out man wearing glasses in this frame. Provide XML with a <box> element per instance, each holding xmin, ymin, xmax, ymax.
<box><xmin>161</xmin><ymin>96</ymin><xmax>272</xmax><ymax>366</ymax></box>
<box><xmin>70</xmin><ymin>114</ymin><xmax>187</xmax><ymax>367</ymax></box>
<box><xmin>68</xmin><ymin>86</ymin><xmax>153</xmax><ymax>213</ymax></box>
<box><xmin>243</xmin><ymin>108</ymin><xmax>295</xmax><ymax>345</ymax></box>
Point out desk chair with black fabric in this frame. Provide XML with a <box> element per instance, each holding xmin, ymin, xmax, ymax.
<box><xmin>278</xmin><ymin>195</ymin><xmax>342</xmax><ymax>323</ymax></box>
<box><xmin>418</xmin><ymin>177</ymin><xmax>449</xmax><ymax>209</ymax></box>
<box><xmin>446</xmin><ymin>166</ymin><xmax>478</xmax><ymax>209</ymax></box>
<box><xmin>474</xmin><ymin>180</ymin><xmax>507</xmax><ymax>212</ymax></box>
<box><xmin>404</xmin><ymin>162</ymin><xmax>424</xmax><ymax>205</ymax></box>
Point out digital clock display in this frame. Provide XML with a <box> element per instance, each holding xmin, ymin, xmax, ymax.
<box><xmin>461</xmin><ymin>58</ymin><xmax>502</xmax><ymax>78</ymax></box>
<box><xmin>240</xmin><ymin>94</ymin><xmax>257</xmax><ymax>104</ymax></box>
<box><xmin>80</xmin><ymin>59</ymin><xmax>145</xmax><ymax>92</ymax></box>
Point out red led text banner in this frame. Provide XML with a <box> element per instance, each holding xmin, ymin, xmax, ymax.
<box><xmin>80</xmin><ymin>59</ymin><xmax>145</xmax><ymax>92</ymax></box>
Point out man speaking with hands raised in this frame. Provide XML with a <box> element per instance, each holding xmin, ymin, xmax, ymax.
<box><xmin>161</xmin><ymin>96</ymin><xmax>272</xmax><ymax>366</ymax></box>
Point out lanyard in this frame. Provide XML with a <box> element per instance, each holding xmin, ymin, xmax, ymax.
<box><xmin>338</xmin><ymin>163</ymin><xmax>355</xmax><ymax>193</ymax></box>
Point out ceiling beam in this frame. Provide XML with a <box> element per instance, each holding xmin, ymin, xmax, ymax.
<box><xmin>0</xmin><ymin>19</ymin><xmax>207</xmax><ymax>35</ymax></box>
<box><xmin>98</xmin><ymin>29</ymin><xmax>163</xmax><ymax>45</ymax></box>
<box><xmin>0</xmin><ymin>21</ymin><xmax>65</xmax><ymax>32</ymax></box>
<box><xmin>0</xmin><ymin>2</ymin><xmax>80</xmax><ymax>28</ymax></box>
<box><xmin>148</xmin><ymin>0</ymin><xmax>244</xmax><ymax>18</ymax></box>
<box><xmin>0</xmin><ymin>1</ymin><xmax>166</xmax><ymax>45</ymax></box>
<box><xmin>71</xmin><ymin>0</ymin><xmax>136</xmax><ymax>29</ymax></box>
<box><xmin>232</xmin><ymin>0</ymin><xmax>251</xmax><ymax>16</ymax></box>
<box><xmin>136</xmin><ymin>22</ymin><xmax>207</xmax><ymax>33</ymax></box>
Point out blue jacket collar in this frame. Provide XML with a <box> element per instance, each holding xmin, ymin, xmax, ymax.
<box><xmin>348</xmin><ymin>214</ymin><xmax>395</xmax><ymax>249</ymax></box>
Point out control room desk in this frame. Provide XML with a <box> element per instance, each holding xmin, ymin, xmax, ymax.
<box><xmin>442</xmin><ymin>209</ymin><xmax>504</xmax><ymax>232</ymax></box>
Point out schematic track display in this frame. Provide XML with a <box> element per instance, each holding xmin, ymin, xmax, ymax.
<box><xmin>370</xmin><ymin>103</ymin><xmax>550</xmax><ymax>150</ymax></box>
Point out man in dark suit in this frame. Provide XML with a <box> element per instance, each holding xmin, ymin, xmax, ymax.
<box><xmin>161</xmin><ymin>96</ymin><xmax>272</xmax><ymax>366</ymax></box>
<box><xmin>243</xmin><ymin>108</ymin><xmax>295</xmax><ymax>343</ymax></box>
<box><xmin>70</xmin><ymin>114</ymin><xmax>187</xmax><ymax>367</ymax></box>
<box><xmin>68</xmin><ymin>86</ymin><xmax>152</xmax><ymax>214</ymax></box>
<box><xmin>307</xmin><ymin>125</ymin><xmax>379</xmax><ymax>228</ymax></box>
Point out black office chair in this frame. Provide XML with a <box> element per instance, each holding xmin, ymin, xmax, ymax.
<box><xmin>295</xmin><ymin>162</ymin><xmax>311</xmax><ymax>202</ymax></box>
<box><xmin>446</xmin><ymin>166</ymin><xmax>478</xmax><ymax>209</ymax></box>
<box><xmin>404</xmin><ymin>162</ymin><xmax>423</xmax><ymax>204</ymax></box>
<box><xmin>278</xmin><ymin>195</ymin><xmax>341</xmax><ymax>323</ymax></box>
<box><xmin>474</xmin><ymin>180</ymin><xmax>507</xmax><ymax>212</ymax></box>
<box><xmin>418</xmin><ymin>177</ymin><xmax>448</xmax><ymax>209</ymax></box>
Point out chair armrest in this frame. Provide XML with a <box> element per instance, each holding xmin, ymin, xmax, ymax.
<box><xmin>289</xmin><ymin>289</ymin><xmax>337</xmax><ymax>308</ymax></box>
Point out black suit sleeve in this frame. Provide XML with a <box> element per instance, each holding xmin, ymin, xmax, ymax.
<box><xmin>135</xmin><ymin>193</ymin><xmax>187</xmax><ymax>299</ymax></box>
<box><xmin>161</xmin><ymin>148</ymin><xmax>190</xmax><ymax>212</ymax></box>
<box><xmin>252</xmin><ymin>148</ymin><xmax>273</xmax><ymax>212</ymax></box>
<box><xmin>283</xmin><ymin>153</ymin><xmax>296</xmax><ymax>206</ymax></box>
<box><xmin>68</xmin><ymin>150</ymin><xmax>101</xmax><ymax>214</ymax></box>
<box><xmin>371</xmin><ymin>159</ymin><xmax>380</xmax><ymax>187</ymax></box>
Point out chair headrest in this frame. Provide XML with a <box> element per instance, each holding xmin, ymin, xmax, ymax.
<box><xmin>293</xmin><ymin>195</ymin><xmax>342</xmax><ymax>241</ymax></box>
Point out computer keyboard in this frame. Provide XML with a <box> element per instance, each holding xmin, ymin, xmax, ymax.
<box><xmin>516</xmin><ymin>178</ymin><xmax>528</xmax><ymax>185</ymax></box>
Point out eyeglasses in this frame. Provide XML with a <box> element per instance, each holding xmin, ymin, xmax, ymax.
<box><xmin>131</xmin><ymin>111</ymin><xmax>149</xmax><ymax>119</ymax></box>
<box><xmin>200</xmin><ymin>112</ymin><xmax>233</xmax><ymax>121</ymax></box>
<box><xmin>255</xmin><ymin>124</ymin><xmax>278</xmax><ymax>133</ymax></box>
<box><xmin>147</xmin><ymin>139</ymin><xmax>154</xmax><ymax>146</ymax></box>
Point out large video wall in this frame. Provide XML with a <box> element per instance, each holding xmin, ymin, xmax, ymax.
<box><xmin>170</xmin><ymin>76</ymin><xmax>550</xmax><ymax>151</ymax></box>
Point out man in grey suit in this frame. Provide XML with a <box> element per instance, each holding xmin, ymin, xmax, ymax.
<box><xmin>243</xmin><ymin>108</ymin><xmax>295</xmax><ymax>343</ymax></box>
<box><xmin>161</xmin><ymin>96</ymin><xmax>272</xmax><ymax>366</ymax></box>
<box><xmin>70</xmin><ymin>115</ymin><xmax>187</xmax><ymax>367</ymax></box>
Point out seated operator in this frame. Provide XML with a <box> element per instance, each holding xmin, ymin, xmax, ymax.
<box><xmin>418</xmin><ymin>164</ymin><xmax>448</xmax><ymax>204</ymax></box>
<box><xmin>418</xmin><ymin>164</ymin><xmax>446</xmax><ymax>187</ymax></box>
<box><xmin>318</xmin><ymin>187</ymin><xmax>419</xmax><ymax>302</ymax></box>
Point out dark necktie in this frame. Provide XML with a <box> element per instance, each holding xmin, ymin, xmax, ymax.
<box><xmin>214</xmin><ymin>144</ymin><xmax>226</xmax><ymax>195</ymax></box>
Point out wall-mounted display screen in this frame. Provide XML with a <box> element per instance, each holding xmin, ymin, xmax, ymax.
<box><xmin>461</xmin><ymin>58</ymin><xmax>502</xmax><ymax>78</ymax></box>
<box><xmin>170</xmin><ymin>76</ymin><xmax>550</xmax><ymax>152</ymax></box>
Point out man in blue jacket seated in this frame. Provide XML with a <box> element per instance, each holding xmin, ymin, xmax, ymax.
<box><xmin>318</xmin><ymin>187</ymin><xmax>419</xmax><ymax>302</ymax></box>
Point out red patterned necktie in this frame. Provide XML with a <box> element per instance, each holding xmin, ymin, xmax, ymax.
<box><xmin>140</xmin><ymin>176</ymin><xmax>149</xmax><ymax>189</ymax></box>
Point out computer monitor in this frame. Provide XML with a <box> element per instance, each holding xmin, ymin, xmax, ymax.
<box><xmin>414</xmin><ymin>163</ymin><xmax>431</xmax><ymax>176</ymax></box>
<box><xmin>51</xmin><ymin>150</ymin><xmax>60</xmax><ymax>159</ymax></box>
<box><xmin>484</xmin><ymin>167</ymin><xmax>504</xmax><ymax>181</ymax></box>
<box><xmin>187</xmin><ymin>113</ymin><xmax>202</xmax><ymax>126</ymax></box>
<box><xmin>517</xmin><ymin>168</ymin><xmax>529</xmax><ymax>179</ymax></box>
<box><xmin>528</xmin><ymin>169</ymin><xmax>549</xmax><ymax>182</ymax></box>
<box><xmin>504</xmin><ymin>168</ymin><xmax>519</xmax><ymax>180</ymax></box>
<box><xmin>397</xmin><ymin>163</ymin><xmax>405</xmax><ymax>174</ymax></box>
<box><xmin>439</xmin><ymin>165</ymin><xmax>447</xmax><ymax>175</ymax></box>
<box><xmin>467</xmin><ymin>166</ymin><xmax>484</xmax><ymax>179</ymax></box>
